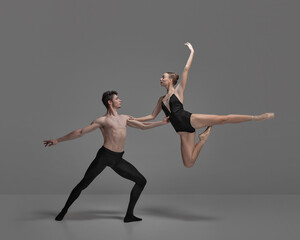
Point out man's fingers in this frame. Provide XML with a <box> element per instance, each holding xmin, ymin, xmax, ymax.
<box><xmin>43</xmin><ymin>140</ymin><xmax>52</xmax><ymax>147</ymax></box>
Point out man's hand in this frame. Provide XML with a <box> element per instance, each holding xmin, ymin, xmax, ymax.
<box><xmin>43</xmin><ymin>139</ymin><xmax>58</xmax><ymax>147</ymax></box>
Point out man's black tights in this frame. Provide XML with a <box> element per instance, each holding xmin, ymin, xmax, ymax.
<box><xmin>55</xmin><ymin>146</ymin><xmax>147</xmax><ymax>223</ymax></box>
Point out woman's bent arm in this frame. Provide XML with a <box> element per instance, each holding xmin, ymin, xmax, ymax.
<box><xmin>134</xmin><ymin>96</ymin><xmax>163</xmax><ymax>121</ymax></box>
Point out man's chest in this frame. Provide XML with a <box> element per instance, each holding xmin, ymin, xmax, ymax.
<box><xmin>105</xmin><ymin>117</ymin><xmax>127</xmax><ymax>129</ymax></box>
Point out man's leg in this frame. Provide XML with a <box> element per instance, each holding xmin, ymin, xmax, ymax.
<box><xmin>112</xmin><ymin>158</ymin><xmax>147</xmax><ymax>223</ymax></box>
<box><xmin>55</xmin><ymin>152</ymin><xmax>106</xmax><ymax>221</ymax></box>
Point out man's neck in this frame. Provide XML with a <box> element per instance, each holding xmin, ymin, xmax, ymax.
<box><xmin>106</xmin><ymin>107</ymin><xmax>119</xmax><ymax>116</ymax></box>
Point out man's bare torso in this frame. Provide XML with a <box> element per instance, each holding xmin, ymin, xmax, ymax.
<box><xmin>98</xmin><ymin>114</ymin><xmax>129</xmax><ymax>152</ymax></box>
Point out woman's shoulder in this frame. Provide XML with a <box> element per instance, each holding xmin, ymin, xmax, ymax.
<box><xmin>158</xmin><ymin>95</ymin><xmax>165</xmax><ymax>102</ymax></box>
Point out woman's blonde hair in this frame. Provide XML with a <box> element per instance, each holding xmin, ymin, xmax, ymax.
<box><xmin>166</xmin><ymin>72</ymin><xmax>179</xmax><ymax>86</ymax></box>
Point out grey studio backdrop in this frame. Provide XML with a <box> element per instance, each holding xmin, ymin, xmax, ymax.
<box><xmin>0</xmin><ymin>0</ymin><xmax>299</xmax><ymax>195</ymax></box>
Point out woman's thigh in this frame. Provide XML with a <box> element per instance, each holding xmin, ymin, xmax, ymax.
<box><xmin>179</xmin><ymin>132</ymin><xmax>195</xmax><ymax>163</ymax></box>
<box><xmin>190</xmin><ymin>114</ymin><xmax>227</xmax><ymax>129</ymax></box>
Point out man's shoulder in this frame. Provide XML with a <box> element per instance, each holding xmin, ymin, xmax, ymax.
<box><xmin>120</xmin><ymin>114</ymin><xmax>130</xmax><ymax>120</ymax></box>
<box><xmin>94</xmin><ymin>116</ymin><xmax>106</xmax><ymax>124</ymax></box>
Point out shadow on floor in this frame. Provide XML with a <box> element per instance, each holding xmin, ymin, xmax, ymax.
<box><xmin>140</xmin><ymin>206</ymin><xmax>220</xmax><ymax>222</ymax></box>
<box><xmin>18</xmin><ymin>204</ymin><xmax>220</xmax><ymax>222</ymax></box>
<box><xmin>19</xmin><ymin>209</ymin><xmax>124</xmax><ymax>221</ymax></box>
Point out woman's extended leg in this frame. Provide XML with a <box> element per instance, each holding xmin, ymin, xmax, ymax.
<box><xmin>179</xmin><ymin>127</ymin><xmax>212</xmax><ymax>168</ymax></box>
<box><xmin>179</xmin><ymin>112</ymin><xmax>274</xmax><ymax>167</ymax></box>
<box><xmin>190</xmin><ymin>113</ymin><xmax>274</xmax><ymax>129</ymax></box>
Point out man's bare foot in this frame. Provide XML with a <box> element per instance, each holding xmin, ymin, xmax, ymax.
<box><xmin>253</xmin><ymin>113</ymin><xmax>275</xmax><ymax>121</ymax></box>
<box><xmin>199</xmin><ymin>126</ymin><xmax>212</xmax><ymax>141</ymax></box>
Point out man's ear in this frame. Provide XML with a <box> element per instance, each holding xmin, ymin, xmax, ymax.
<box><xmin>108</xmin><ymin>100</ymin><xmax>112</xmax><ymax>107</ymax></box>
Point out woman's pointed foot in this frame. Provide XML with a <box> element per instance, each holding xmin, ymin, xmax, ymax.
<box><xmin>199</xmin><ymin>126</ymin><xmax>212</xmax><ymax>141</ymax></box>
<box><xmin>253</xmin><ymin>113</ymin><xmax>275</xmax><ymax>121</ymax></box>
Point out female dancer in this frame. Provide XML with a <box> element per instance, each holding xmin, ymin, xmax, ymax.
<box><xmin>134</xmin><ymin>42</ymin><xmax>274</xmax><ymax>168</ymax></box>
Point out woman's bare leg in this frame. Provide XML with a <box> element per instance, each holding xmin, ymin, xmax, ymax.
<box><xmin>179</xmin><ymin>127</ymin><xmax>212</xmax><ymax>168</ymax></box>
<box><xmin>178</xmin><ymin>112</ymin><xmax>274</xmax><ymax>167</ymax></box>
<box><xmin>190</xmin><ymin>113</ymin><xmax>274</xmax><ymax>129</ymax></box>
<box><xmin>192</xmin><ymin>127</ymin><xmax>211</xmax><ymax>162</ymax></box>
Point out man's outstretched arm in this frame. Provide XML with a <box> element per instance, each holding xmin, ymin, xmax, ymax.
<box><xmin>43</xmin><ymin>119</ymin><xmax>102</xmax><ymax>147</ymax></box>
<box><xmin>127</xmin><ymin>116</ymin><xmax>169</xmax><ymax>130</ymax></box>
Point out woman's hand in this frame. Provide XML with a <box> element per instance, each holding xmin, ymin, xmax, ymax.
<box><xmin>184</xmin><ymin>42</ymin><xmax>194</xmax><ymax>52</ymax></box>
<box><xmin>162</xmin><ymin>116</ymin><xmax>170</xmax><ymax>124</ymax></box>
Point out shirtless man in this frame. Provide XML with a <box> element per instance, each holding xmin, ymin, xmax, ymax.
<box><xmin>43</xmin><ymin>90</ymin><xmax>169</xmax><ymax>223</ymax></box>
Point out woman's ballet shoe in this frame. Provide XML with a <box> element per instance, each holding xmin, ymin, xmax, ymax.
<box><xmin>253</xmin><ymin>113</ymin><xmax>275</xmax><ymax>121</ymax></box>
<box><xmin>199</xmin><ymin>126</ymin><xmax>212</xmax><ymax>141</ymax></box>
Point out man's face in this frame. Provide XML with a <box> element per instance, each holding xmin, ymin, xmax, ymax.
<box><xmin>110</xmin><ymin>94</ymin><xmax>122</xmax><ymax>109</ymax></box>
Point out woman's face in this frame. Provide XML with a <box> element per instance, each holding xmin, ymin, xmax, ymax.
<box><xmin>160</xmin><ymin>73</ymin><xmax>172</xmax><ymax>87</ymax></box>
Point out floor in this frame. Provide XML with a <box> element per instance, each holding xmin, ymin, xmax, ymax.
<box><xmin>1</xmin><ymin>194</ymin><xmax>299</xmax><ymax>240</ymax></box>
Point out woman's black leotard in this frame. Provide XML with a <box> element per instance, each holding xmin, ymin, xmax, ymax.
<box><xmin>161</xmin><ymin>94</ymin><xmax>195</xmax><ymax>133</ymax></box>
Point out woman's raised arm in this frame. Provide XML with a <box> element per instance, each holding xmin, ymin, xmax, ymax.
<box><xmin>176</xmin><ymin>42</ymin><xmax>195</xmax><ymax>96</ymax></box>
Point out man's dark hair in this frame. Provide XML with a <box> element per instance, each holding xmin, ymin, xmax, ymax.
<box><xmin>102</xmin><ymin>90</ymin><xmax>118</xmax><ymax>109</ymax></box>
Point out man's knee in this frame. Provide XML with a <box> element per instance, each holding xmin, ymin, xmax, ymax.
<box><xmin>78</xmin><ymin>177</ymin><xmax>94</xmax><ymax>191</ymax></box>
<box><xmin>138</xmin><ymin>176</ymin><xmax>147</xmax><ymax>188</ymax></box>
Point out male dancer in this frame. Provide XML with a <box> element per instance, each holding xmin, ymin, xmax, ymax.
<box><xmin>43</xmin><ymin>90</ymin><xmax>169</xmax><ymax>223</ymax></box>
